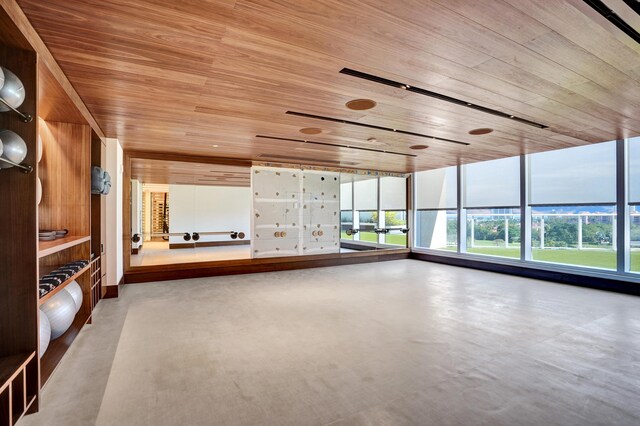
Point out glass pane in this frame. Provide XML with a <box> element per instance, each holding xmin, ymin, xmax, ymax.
<box><xmin>340</xmin><ymin>181</ymin><xmax>353</xmax><ymax>210</ymax></box>
<box><xmin>529</xmin><ymin>141</ymin><xmax>616</xmax><ymax>205</ymax></box>
<box><xmin>630</xmin><ymin>206</ymin><xmax>640</xmax><ymax>272</ymax></box>
<box><xmin>357</xmin><ymin>211</ymin><xmax>378</xmax><ymax>243</ymax></box>
<box><xmin>415</xmin><ymin>166</ymin><xmax>457</xmax><ymax>209</ymax></box>
<box><xmin>354</xmin><ymin>177</ymin><xmax>378</xmax><ymax>211</ymax></box>
<box><xmin>466</xmin><ymin>208</ymin><xmax>520</xmax><ymax>259</ymax></box>
<box><xmin>531</xmin><ymin>205</ymin><xmax>616</xmax><ymax>270</ymax></box>
<box><xmin>380</xmin><ymin>176</ymin><xmax>407</xmax><ymax>210</ymax></box>
<box><xmin>381</xmin><ymin>210</ymin><xmax>407</xmax><ymax>246</ymax></box>
<box><xmin>340</xmin><ymin>210</ymin><xmax>353</xmax><ymax>240</ymax></box>
<box><xmin>416</xmin><ymin>210</ymin><xmax>457</xmax><ymax>251</ymax></box>
<box><xmin>463</xmin><ymin>157</ymin><xmax>520</xmax><ymax>208</ymax></box>
<box><xmin>628</xmin><ymin>137</ymin><xmax>640</xmax><ymax>203</ymax></box>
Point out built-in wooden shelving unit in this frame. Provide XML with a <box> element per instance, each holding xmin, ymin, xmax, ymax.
<box><xmin>37</xmin><ymin>236</ymin><xmax>91</xmax><ymax>258</ymax></box>
<box><xmin>0</xmin><ymin>2</ymin><xmax>106</xmax><ymax>422</ymax></box>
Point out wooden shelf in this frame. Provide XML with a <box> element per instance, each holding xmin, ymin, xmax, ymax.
<box><xmin>40</xmin><ymin>312</ymin><xmax>91</xmax><ymax>386</ymax></box>
<box><xmin>38</xmin><ymin>264</ymin><xmax>90</xmax><ymax>306</ymax></box>
<box><xmin>38</xmin><ymin>236</ymin><xmax>90</xmax><ymax>258</ymax></box>
<box><xmin>0</xmin><ymin>353</ymin><xmax>34</xmax><ymax>394</ymax></box>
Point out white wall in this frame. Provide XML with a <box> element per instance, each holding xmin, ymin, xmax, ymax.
<box><xmin>105</xmin><ymin>138</ymin><xmax>123</xmax><ymax>286</ymax></box>
<box><xmin>131</xmin><ymin>179</ymin><xmax>142</xmax><ymax>249</ymax></box>
<box><xmin>168</xmin><ymin>185</ymin><xmax>250</xmax><ymax>244</ymax></box>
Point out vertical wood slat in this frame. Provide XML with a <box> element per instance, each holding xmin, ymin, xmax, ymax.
<box><xmin>37</xmin><ymin>119</ymin><xmax>91</xmax><ymax>237</ymax></box>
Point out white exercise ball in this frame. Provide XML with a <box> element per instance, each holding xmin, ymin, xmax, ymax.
<box><xmin>64</xmin><ymin>280</ymin><xmax>83</xmax><ymax>313</ymax></box>
<box><xmin>36</xmin><ymin>177</ymin><xmax>42</xmax><ymax>205</ymax></box>
<box><xmin>39</xmin><ymin>310</ymin><xmax>51</xmax><ymax>358</ymax></box>
<box><xmin>41</xmin><ymin>289</ymin><xmax>76</xmax><ymax>339</ymax></box>
<box><xmin>0</xmin><ymin>130</ymin><xmax>27</xmax><ymax>169</ymax></box>
<box><xmin>0</xmin><ymin>66</ymin><xmax>25</xmax><ymax>111</ymax></box>
<box><xmin>37</xmin><ymin>133</ymin><xmax>43</xmax><ymax>163</ymax></box>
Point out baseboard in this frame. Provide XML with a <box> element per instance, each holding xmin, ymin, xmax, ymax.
<box><xmin>410</xmin><ymin>252</ymin><xmax>640</xmax><ymax>296</ymax></box>
<box><xmin>125</xmin><ymin>249</ymin><xmax>410</xmax><ymax>283</ymax></box>
<box><xmin>103</xmin><ymin>285</ymin><xmax>119</xmax><ymax>299</ymax></box>
<box><xmin>169</xmin><ymin>240</ymin><xmax>250</xmax><ymax>249</ymax></box>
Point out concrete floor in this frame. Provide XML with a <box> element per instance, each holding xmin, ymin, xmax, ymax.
<box><xmin>23</xmin><ymin>260</ymin><xmax>640</xmax><ymax>425</ymax></box>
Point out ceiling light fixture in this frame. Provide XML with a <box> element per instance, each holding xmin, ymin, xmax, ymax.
<box><xmin>300</xmin><ymin>127</ymin><xmax>322</xmax><ymax>135</ymax></box>
<box><xmin>345</xmin><ymin>99</ymin><xmax>377</xmax><ymax>111</ymax></box>
<box><xmin>468</xmin><ymin>128</ymin><xmax>493</xmax><ymax>135</ymax></box>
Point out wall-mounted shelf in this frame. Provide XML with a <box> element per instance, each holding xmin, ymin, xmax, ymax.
<box><xmin>38</xmin><ymin>264</ymin><xmax>90</xmax><ymax>306</ymax></box>
<box><xmin>38</xmin><ymin>236</ymin><xmax>90</xmax><ymax>258</ymax></box>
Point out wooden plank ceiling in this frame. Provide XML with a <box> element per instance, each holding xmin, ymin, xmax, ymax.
<box><xmin>131</xmin><ymin>158</ymin><xmax>250</xmax><ymax>187</ymax></box>
<box><xmin>17</xmin><ymin>0</ymin><xmax>640</xmax><ymax>173</ymax></box>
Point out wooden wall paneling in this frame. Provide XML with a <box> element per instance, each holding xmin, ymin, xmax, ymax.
<box><xmin>37</xmin><ymin>119</ymin><xmax>91</xmax><ymax>237</ymax></box>
<box><xmin>0</xmin><ymin>34</ymin><xmax>39</xmax><ymax>418</ymax></box>
<box><xmin>37</xmin><ymin>61</ymin><xmax>87</xmax><ymax>125</ymax></box>
<box><xmin>0</xmin><ymin>42</ymin><xmax>38</xmax><ymax>359</ymax></box>
<box><xmin>1</xmin><ymin>0</ymin><xmax>104</xmax><ymax>137</ymax></box>
<box><xmin>90</xmin><ymin>130</ymin><xmax>103</xmax><ymax>257</ymax></box>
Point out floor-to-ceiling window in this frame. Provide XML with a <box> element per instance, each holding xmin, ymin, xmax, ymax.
<box><xmin>628</xmin><ymin>137</ymin><xmax>640</xmax><ymax>272</ymax></box>
<box><xmin>354</xmin><ymin>176</ymin><xmax>379</xmax><ymax>244</ymax></box>
<box><xmin>528</xmin><ymin>142</ymin><xmax>617</xmax><ymax>270</ymax></box>
<box><xmin>379</xmin><ymin>176</ymin><xmax>408</xmax><ymax>246</ymax></box>
<box><xmin>415</xmin><ymin>166</ymin><xmax>458</xmax><ymax>251</ymax></box>
<box><xmin>463</xmin><ymin>157</ymin><xmax>521</xmax><ymax>259</ymax></box>
<box><xmin>412</xmin><ymin>139</ymin><xmax>637</xmax><ymax>278</ymax></box>
<box><xmin>340</xmin><ymin>177</ymin><xmax>354</xmax><ymax>240</ymax></box>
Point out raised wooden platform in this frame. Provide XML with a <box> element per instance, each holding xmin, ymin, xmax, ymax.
<box><xmin>125</xmin><ymin>249</ymin><xmax>409</xmax><ymax>284</ymax></box>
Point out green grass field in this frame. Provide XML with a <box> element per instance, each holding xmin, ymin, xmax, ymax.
<box><xmin>425</xmin><ymin>240</ymin><xmax>640</xmax><ymax>270</ymax></box>
<box><xmin>341</xmin><ymin>231</ymin><xmax>407</xmax><ymax>246</ymax></box>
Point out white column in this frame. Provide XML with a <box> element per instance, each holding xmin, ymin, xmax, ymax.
<box><xmin>612</xmin><ymin>216</ymin><xmax>617</xmax><ymax>251</ymax></box>
<box><xmin>504</xmin><ymin>217</ymin><xmax>509</xmax><ymax>248</ymax></box>
<box><xmin>470</xmin><ymin>218</ymin><xmax>475</xmax><ymax>248</ymax></box>
<box><xmin>540</xmin><ymin>217</ymin><xmax>545</xmax><ymax>249</ymax></box>
<box><xmin>577</xmin><ymin>215</ymin><xmax>583</xmax><ymax>250</ymax></box>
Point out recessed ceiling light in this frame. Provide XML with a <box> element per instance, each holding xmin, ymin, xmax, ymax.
<box><xmin>468</xmin><ymin>128</ymin><xmax>494</xmax><ymax>135</ymax></box>
<box><xmin>345</xmin><ymin>99</ymin><xmax>377</xmax><ymax>111</ymax></box>
<box><xmin>410</xmin><ymin>145</ymin><xmax>429</xmax><ymax>150</ymax></box>
<box><xmin>212</xmin><ymin>144</ymin><xmax>219</xmax><ymax>147</ymax></box>
<box><xmin>300</xmin><ymin>127</ymin><xmax>322</xmax><ymax>135</ymax></box>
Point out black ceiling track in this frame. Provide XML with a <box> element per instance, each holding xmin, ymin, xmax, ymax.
<box><xmin>583</xmin><ymin>0</ymin><xmax>640</xmax><ymax>44</ymax></box>
<box><xmin>256</xmin><ymin>135</ymin><xmax>417</xmax><ymax>157</ymax></box>
<box><xmin>339</xmin><ymin>68</ymin><xmax>548</xmax><ymax>129</ymax></box>
<box><xmin>285</xmin><ymin>111</ymin><xmax>470</xmax><ymax>146</ymax></box>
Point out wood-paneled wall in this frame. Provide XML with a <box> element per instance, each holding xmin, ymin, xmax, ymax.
<box><xmin>38</xmin><ymin>119</ymin><xmax>91</xmax><ymax>236</ymax></box>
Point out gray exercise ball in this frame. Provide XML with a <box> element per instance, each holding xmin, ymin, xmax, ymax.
<box><xmin>39</xmin><ymin>310</ymin><xmax>51</xmax><ymax>358</ymax></box>
<box><xmin>0</xmin><ymin>137</ymin><xmax>3</xmax><ymax>158</ymax></box>
<box><xmin>0</xmin><ymin>66</ymin><xmax>4</xmax><ymax>91</ymax></box>
<box><xmin>41</xmin><ymin>289</ymin><xmax>76</xmax><ymax>339</ymax></box>
<box><xmin>0</xmin><ymin>130</ymin><xmax>27</xmax><ymax>169</ymax></box>
<box><xmin>64</xmin><ymin>280</ymin><xmax>83</xmax><ymax>313</ymax></box>
<box><xmin>0</xmin><ymin>66</ymin><xmax>25</xmax><ymax>111</ymax></box>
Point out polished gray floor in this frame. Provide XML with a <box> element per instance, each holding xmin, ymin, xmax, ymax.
<box><xmin>23</xmin><ymin>260</ymin><xmax>640</xmax><ymax>425</ymax></box>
